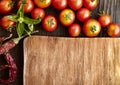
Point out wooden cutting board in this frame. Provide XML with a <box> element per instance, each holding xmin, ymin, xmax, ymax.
<box><xmin>23</xmin><ymin>36</ymin><xmax>120</xmax><ymax>85</ymax></box>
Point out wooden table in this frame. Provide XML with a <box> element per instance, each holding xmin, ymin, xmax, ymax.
<box><xmin>0</xmin><ymin>0</ymin><xmax>120</xmax><ymax>85</ymax></box>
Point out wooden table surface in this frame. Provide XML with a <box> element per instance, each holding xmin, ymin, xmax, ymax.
<box><xmin>24</xmin><ymin>36</ymin><xmax>120</xmax><ymax>85</ymax></box>
<box><xmin>0</xmin><ymin>0</ymin><xmax>120</xmax><ymax>85</ymax></box>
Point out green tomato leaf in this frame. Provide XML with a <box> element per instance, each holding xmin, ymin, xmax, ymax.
<box><xmin>23</xmin><ymin>17</ymin><xmax>41</xmax><ymax>25</ymax></box>
<box><xmin>17</xmin><ymin>23</ymin><xmax>25</xmax><ymax>37</ymax></box>
<box><xmin>6</xmin><ymin>15</ymin><xmax>18</xmax><ymax>22</ymax></box>
<box><xmin>5</xmin><ymin>0</ymin><xmax>41</xmax><ymax>39</ymax></box>
<box><xmin>17</xmin><ymin>3</ymin><xmax>24</xmax><ymax>18</ymax></box>
<box><xmin>23</xmin><ymin>27</ymin><xmax>33</xmax><ymax>36</ymax></box>
<box><xmin>28</xmin><ymin>24</ymin><xmax>34</xmax><ymax>32</ymax></box>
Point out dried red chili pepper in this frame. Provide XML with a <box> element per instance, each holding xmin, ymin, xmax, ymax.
<box><xmin>0</xmin><ymin>52</ymin><xmax>17</xmax><ymax>83</ymax></box>
<box><xmin>0</xmin><ymin>38</ymin><xmax>21</xmax><ymax>55</ymax></box>
<box><xmin>0</xmin><ymin>40</ymin><xmax>16</xmax><ymax>55</ymax></box>
<box><xmin>0</xmin><ymin>37</ymin><xmax>21</xmax><ymax>84</ymax></box>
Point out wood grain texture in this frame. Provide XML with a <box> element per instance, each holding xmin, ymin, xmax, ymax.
<box><xmin>98</xmin><ymin>0</ymin><xmax>120</xmax><ymax>23</ymax></box>
<box><xmin>24</xmin><ymin>36</ymin><xmax>120</xmax><ymax>85</ymax></box>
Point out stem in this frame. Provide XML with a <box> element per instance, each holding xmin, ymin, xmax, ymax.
<box><xmin>47</xmin><ymin>19</ymin><xmax>54</xmax><ymax>27</ymax></box>
<box><xmin>40</xmin><ymin>0</ymin><xmax>44</xmax><ymax>2</ymax></box>
<box><xmin>12</xmin><ymin>30</ymin><xmax>39</xmax><ymax>44</ymax></box>
<box><xmin>91</xmin><ymin>0</ymin><xmax>95</xmax><ymax>2</ymax></box>
<box><xmin>4</xmin><ymin>34</ymin><xmax>13</xmax><ymax>41</ymax></box>
<box><xmin>63</xmin><ymin>12</ymin><xmax>71</xmax><ymax>20</ymax></box>
<box><xmin>98</xmin><ymin>11</ymin><xmax>105</xmax><ymax>16</ymax></box>
<box><xmin>90</xmin><ymin>25</ymin><xmax>96</xmax><ymax>33</ymax></box>
<box><xmin>12</xmin><ymin>37</ymin><xmax>22</xmax><ymax>44</ymax></box>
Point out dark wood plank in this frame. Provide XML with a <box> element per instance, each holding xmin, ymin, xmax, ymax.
<box><xmin>98</xmin><ymin>0</ymin><xmax>120</xmax><ymax>23</ymax></box>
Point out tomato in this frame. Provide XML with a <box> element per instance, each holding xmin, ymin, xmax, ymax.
<box><xmin>83</xmin><ymin>0</ymin><xmax>98</xmax><ymax>10</ymax></box>
<box><xmin>98</xmin><ymin>14</ymin><xmax>112</xmax><ymax>27</ymax></box>
<box><xmin>31</xmin><ymin>8</ymin><xmax>45</xmax><ymax>20</ymax></box>
<box><xmin>68</xmin><ymin>23</ymin><xmax>81</xmax><ymax>37</ymax></box>
<box><xmin>42</xmin><ymin>15</ymin><xmax>57</xmax><ymax>32</ymax></box>
<box><xmin>59</xmin><ymin>9</ymin><xmax>75</xmax><ymax>26</ymax></box>
<box><xmin>83</xmin><ymin>19</ymin><xmax>101</xmax><ymax>37</ymax></box>
<box><xmin>107</xmin><ymin>23</ymin><xmax>120</xmax><ymax>37</ymax></box>
<box><xmin>52</xmin><ymin>0</ymin><xmax>67</xmax><ymax>10</ymax></box>
<box><xmin>18</xmin><ymin>0</ymin><xmax>34</xmax><ymax>13</ymax></box>
<box><xmin>68</xmin><ymin>0</ymin><xmax>83</xmax><ymax>10</ymax></box>
<box><xmin>77</xmin><ymin>8</ymin><xmax>91</xmax><ymax>22</ymax></box>
<box><xmin>0</xmin><ymin>16</ymin><xmax>15</xmax><ymax>30</ymax></box>
<box><xmin>0</xmin><ymin>0</ymin><xmax>13</xmax><ymax>14</ymax></box>
<box><xmin>33</xmin><ymin>0</ymin><xmax>51</xmax><ymax>8</ymax></box>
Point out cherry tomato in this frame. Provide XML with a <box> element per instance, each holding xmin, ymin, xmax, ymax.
<box><xmin>98</xmin><ymin>14</ymin><xmax>112</xmax><ymax>27</ymax></box>
<box><xmin>83</xmin><ymin>19</ymin><xmax>101</xmax><ymax>37</ymax></box>
<box><xmin>107</xmin><ymin>23</ymin><xmax>120</xmax><ymax>37</ymax></box>
<box><xmin>42</xmin><ymin>15</ymin><xmax>57</xmax><ymax>32</ymax></box>
<box><xmin>68</xmin><ymin>23</ymin><xmax>81</xmax><ymax>37</ymax></box>
<box><xmin>59</xmin><ymin>9</ymin><xmax>75</xmax><ymax>26</ymax></box>
<box><xmin>31</xmin><ymin>8</ymin><xmax>45</xmax><ymax>20</ymax></box>
<box><xmin>52</xmin><ymin>0</ymin><xmax>67</xmax><ymax>10</ymax></box>
<box><xmin>68</xmin><ymin>0</ymin><xmax>83</xmax><ymax>10</ymax></box>
<box><xmin>0</xmin><ymin>16</ymin><xmax>15</xmax><ymax>30</ymax></box>
<box><xmin>83</xmin><ymin>0</ymin><xmax>98</xmax><ymax>10</ymax></box>
<box><xmin>0</xmin><ymin>0</ymin><xmax>13</xmax><ymax>14</ymax></box>
<box><xmin>33</xmin><ymin>0</ymin><xmax>51</xmax><ymax>8</ymax></box>
<box><xmin>77</xmin><ymin>8</ymin><xmax>91</xmax><ymax>22</ymax></box>
<box><xmin>18</xmin><ymin>0</ymin><xmax>34</xmax><ymax>13</ymax></box>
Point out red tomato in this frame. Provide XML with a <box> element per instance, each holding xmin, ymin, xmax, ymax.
<box><xmin>77</xmin><ymin>8</ymin><xmax>91</xmax><ymax>22</ymax></box>
<box><xmin>42</xmin><ymin>15</ymin><xmax>57</xmax><ymax>32</ymax></box>
<box><xmin>33</xmin><ymin>0</ymin><xmax>51</xmax><ymax>8</ymax></box>
<box><xmin>107</xmin><ymin>23</ymin><xmax>120</xmax><ymax>37</ymax></box>
<box><xmin>83</xmin><ymin>19</ymin><xmax>101</xmax><ymax>37</ymax></box>
<box><xmin>59</xmin><ymin>9</ymin><xmax>75</xmax><ymax>26</ymax></box>
<box><xmin>83</xmin><ymin>0</ymin><xmax>98</xmax><ymax>10</ymax></box>
<box><xmin>31</xmin><ymin>8</ymin><xmax>45</xmax><ymax>20</ymax></box>
<box><xmin>98</xmin><ymin>14</ymin><xmax>112</xmax><ymax>27</ymax></box>
<box><xmin>0</xmin><ymin>16</ymin><xmax>15</xmax><ymax>30</ymax></box>
<box><xmin>0</xmin><ymin>0</ymin><xmax>13</xmax><ymax>14</ymax></box>
<box><xmin>52</xmin><ymin>0</ymin><xmax>67</xmax><ymax>10</ymax></box>
<box><xmin>18</xmin><ymin>0</ymin><xmax>34</xmax><ymax>13</ymax></box>
<box><xmin>68</xmin><ymin>23</ymin><xmax>81</xmax><ymax>37</ymax></box>
<box><xmin>68</xmin><ymin>0</ymin><xmax>83</xmax><ymax>10</ymax></box>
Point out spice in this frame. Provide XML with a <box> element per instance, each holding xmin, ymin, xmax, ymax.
<box><xmin>0</xmin><ymin>40</ymin><xmax>16</xmax><ymax>55</ymax></box>
<box><xmin>0</xmin><ymin>52</ymin><xmax>17</xmax><ymax>83</ymax></box>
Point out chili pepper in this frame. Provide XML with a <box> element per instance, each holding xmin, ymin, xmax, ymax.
<box><xmin>0</xmin><ymin>40</ymin><xmax>16</xmax><ymax>55</ymax></box>
<box><xmin>0</xmin><ymin>37</ymin><xmax>21</xmax><ymax>55</ymax></box>
<box><xmin>0</xmin><ymin>52</ymin><xmax>17</xmax><ymax>83</ymax></box>
<box><xmin>0</xmin><ymin>65</ymin><xmax>10</xmax><ymax>71</ymax></box>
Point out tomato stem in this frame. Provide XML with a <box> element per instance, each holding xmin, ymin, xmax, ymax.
<box><xmin>47</xmin><ymin>18</ymin><xmax>54</xmax><ymax>27</ymax></box>
<box><xmin>8</xmin><ymin>1</ymin><xmax>14</xmax><ymax>8</ymax></box>
<box><xmin>63</xmin><ymin>12</ymin><xmax>71</xmax><ymax>20</ymax></box>
<box><xmin>40</xmin><ymin>0</ymin><xmax>44</xmax><ymax>2</ymax></box>
<box><xmin>90</xmin><ymin>25</ymin><xmax>96</xmax><ymax>33</ymax></box>
<box><xmin>91</xmin><ymin>0</ymin><xmax>95</xmax><ymax>2</ymax></box>
<box><xmin>98</xmin><ymin>10</ymin><xmax>105</xmax><ymax>16</ymax></box>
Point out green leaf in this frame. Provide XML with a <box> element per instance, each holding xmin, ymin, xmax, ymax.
<box><xmin>23</xmin><ymin>17</ymin><xmax>41</xmax><ymax>25</ymax></box>
<box><xmin>17</xmin><ymin>3</ymin><xmax>24</xmax><ymax>18</ymax></box>
<box><xmin>17</xmin><ymin>23</ymin><xmax>25</xmax><ymax>37</ymax></box>
<box><xmin>28</xmin><ymin>24</ymin><xmax>34</xmax><ymax>32</ymax></box>
<box><xmin>24</xmin><ymin>28</ymin><xmax>32</xmax><ymax>36</ymax></box>
<box><xmin>6</xmin><ymin>15</ymin><xmax>18</xmax><ymax>22</ymax></box>
<box><xmin>5</xmin><ymin>0</ymin><xmax>42</xmax><ymax>39</ymax></box>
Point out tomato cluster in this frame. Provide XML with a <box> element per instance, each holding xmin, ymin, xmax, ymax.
<box><xmin>0</xmin><ymin>0</ymin><xmax>120</xmax><ymax>37</ymax></box>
